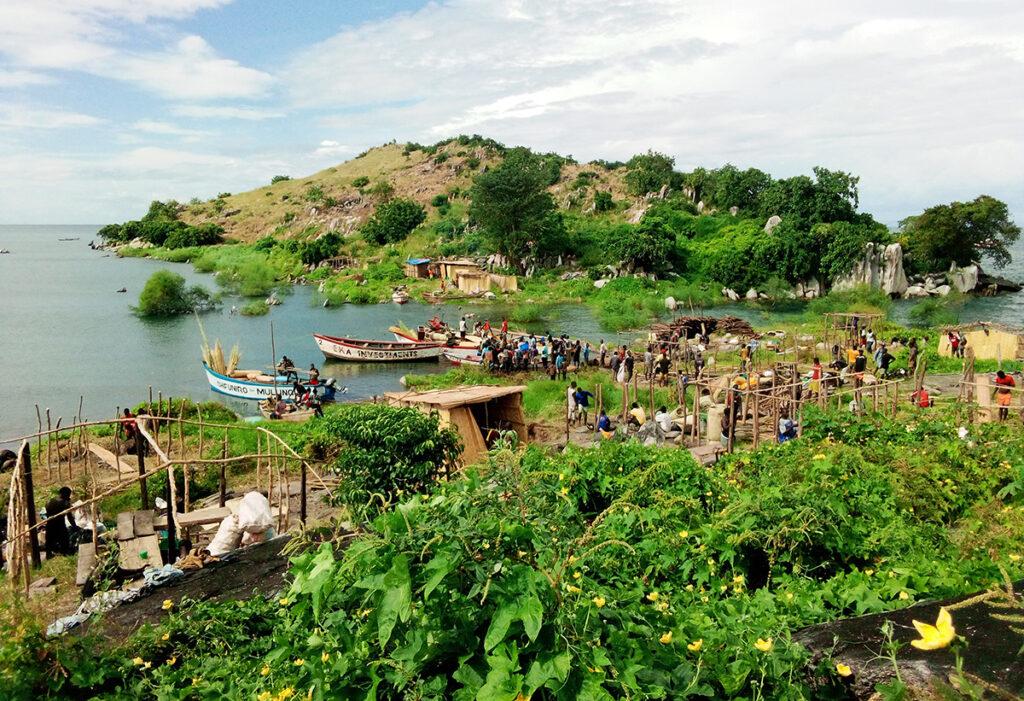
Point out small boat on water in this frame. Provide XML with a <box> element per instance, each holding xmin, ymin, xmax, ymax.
<box><xmin>443</xmin><ymin>350</ymin><xmax>485</xmax><ymax>366</ymax></box>
<box><xmin>389</xmin><ymin>324</ymin><xmax>481</xmax><ymax>359</ymax></box>
<box><xmin>314</xmin><ymin>333</ymin><xmax>442</xmax><ymax>362</ymax></box>
<box><xmin>204</xmin><ymin>363</ymin><xmax>298</xmax><ymax>401</ymax></box>
<box><xmin>392</xmin><ymin>287</ymin><xmax>410</xmax><ymax>304</ymax></box>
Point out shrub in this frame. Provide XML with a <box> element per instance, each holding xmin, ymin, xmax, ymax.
<box><xmin>298</xmin><ymin>231</ymin><xmax>342</xmax><ymax>266</ymax></box>
<box><xmin>351</xmin><ymin>176</ymin><xmax>370</xmax><ymax>188</ymax></box>
<box><xmin>239</xmin><ymin>300</ymin><xmax>269</xmax><ymax>316</ymax></box>
<box><xmin>304</xmin><ymin>404</ymin><xmax>462</xmax><ymax>520</ymax></box>
<box><xmin>593</xmin><ymin>190</ymin><xmax>614</xmax><ymax>212</ymax></box>
<box><xmin>433</xmin><ymin>152</ymin><xmax>450</xmax><ymax>164</ymax></box>
<box><xmin>430</xmin><ymin>194</ymin><xmax>448</xmax><ymax>208</ymax></box>
<box><xmin>136</xmin><ymin>270</ymin><xmax>215</xmax><ymax>316</ymax></box>
<box><xmin>465</xmin><ymin>156</ymin><xmax>481</xmax><ymax>170</ymax></box>
<box><xmin>361</xmin><ymin>198</ymin><xmax>426</xmax><ymax>245</ymax></box>
<box><xmin>270</xmin><ymin>175</ymin><xmax>291</xmax><ymax>184</ymax></box>
<box><xmin>367</xmin><ymin>180</ymin><xmax>395</xmax><ymax>200</ymax></box>
<box><xmin>625</xmin><ymin>150</ymin><xmax>675</xmax><ymax>195</ymax></box>
<box><xmin>164</xmin><ymin>223</ymin><xmax>223</xmax><ymax>249</ymax></box>
<box><xmin>304</xmin><ymin>184</ymin><xmax>324</xmax><ymax>202</ymax></box>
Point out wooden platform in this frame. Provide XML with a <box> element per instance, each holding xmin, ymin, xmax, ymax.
<box><xmin>88</xmin><ymin>443</ymin><xmax>135</xmax><ymax>476</ymax></box>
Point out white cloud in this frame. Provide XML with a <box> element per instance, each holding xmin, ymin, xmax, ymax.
<box><xmin>131</xmin><ymin>119</ymin><xmax>211</xmax><ymax>141</ymax></box>
<box><xmin>286</xmin><ymin>0</ymin><xmax>1024</xmax><ymax>222</ymax></box>
<box><xmin>172</xmin><ymin>105</ymin><xmax>285</xmax><ymax>120</ymax></box>
<box><xmin>0</xmin><ymin>1</ymin><xmax>271</xmax><ymax>100</ymax></box>
<box><xmin>0</xmin><ymin>105</ymin><xmax>103</xmax><ymax>129</ymax></box>
<box><xmin>0</xmin><ymin>69</ymin><xmax>53</xmax><ymax>88</ymax></box>
<box><xmin>313</xmin><ymin>140</ymin><xmax>351</xmax><ymax>158</ymax></box>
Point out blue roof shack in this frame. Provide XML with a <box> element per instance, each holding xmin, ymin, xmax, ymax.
<box><xmin>404</xmin><ymin>257</ymin><xmax>432</xmax><ymax>278</ymax></box>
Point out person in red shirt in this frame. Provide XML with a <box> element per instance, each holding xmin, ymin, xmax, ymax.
<box><xmin>910</xmin><ymin>388</ymin><xmax>931</xmax><ymax>408</ymax></box>
<box><xmin>810</xmin><ymin>357</ymin><xmax>823</xmax><ymax>397</ymax></box>
<box><xmin>501</xmin><ymin>318</ymin><xmax>508</xmax><ymax>335</ymax></box>
<box><xmin>994</xmin><ymin>370</ymin><xmax>1016</xmax><ymax>420</ymax></box>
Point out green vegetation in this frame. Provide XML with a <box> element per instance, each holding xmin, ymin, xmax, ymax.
<box><xmin>270</xmin><ymin>175</ymin><xmax>291</xmax><ymax>184</ymax></box>
<box><xmin>305</xmin><ymin>404</ymin><xmax>462</xmax><ymax>520</ymax></box>
<box><xmin>900</xmin><ymin>194</ymin><xmax>1022</xmax><ymax>271</ymax></box>
<box><xmin>239</xmin><ymin>300</ymin><xmax>269</xmax><ymax>316</ymax></box>
<box><xmin>194</xmin><ymin>245</ymin><xmax>302</xmax><ymax>297</ymax></box>
<box><xmin>134</xmin><ymin>270</ymin><xmax>216</xmax><ymax>316</ymax></box>
<box><xmin>98</xmin><ymin>200</ymin><xmax>223</xmax><ymax>250</ymax></box>
<box><xmin>8</xmin><ymin>406</ymin><xmax>1023</xmax><ymax>699</ymax></box>
<box><xmin>362</xmin><ymin>198</ymin><xmax>427</xmax><ymax>245</ymax></box>
<box><xmin>624</xmin><ymin>150</ymin><xmax>677</xmax><ymax>195</ymax></box>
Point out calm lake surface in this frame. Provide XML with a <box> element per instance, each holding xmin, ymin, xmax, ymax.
<box><xmin>1</xmin><ymin>224</ymin><xmax>1021</xmax><ymax>444</ymax></box>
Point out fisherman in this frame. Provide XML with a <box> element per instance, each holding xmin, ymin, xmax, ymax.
<box><xmin>597</xmin><ymin>410</ymin><xmax>614</xmax><ymax>439</ymax></box>
<box><xmin>654</xmin><ymin>405</ymin><xmax>676</xmax><ymax>433</ymax></box>
<box><xmin>644</xmin><ymin>345</ymin><xmax>654</xmax><ymax>380</ymax></box>
<box><xmin>910</xmin><ymin>387</ymin><xmax>931</xmax><ymax>408</ymax></box>
<box><xmin>655</xmin><ymin>350</ymin><xmax>671</xmax><ymax>386</ymax></box>
<box><xmin>624</xmin><ymin>351</ymin><xmax>635</xmax><ymax>383</ymax></box>
<box><xmin>308</xmin><ymin>363</ymin><xmax>320</xmax><ymax>385</ymax></box>
<box><xmin>628</xmin><ymin>402</ymin><xmax>646</xmax><ymax>428</ymax></box>
<box><xmin>44</xmin><ymin>487</ymin><xmax>76</xmax><ymax>557</ymax></box>
<box><xmin>583</xmin><ymin>342</ymin><xmax>591</xmax><ymax>367</ymax></box>
<box><xmin>878</xmin><ymin>345</ymin><xmax>895</xmax><ymax>376</ymax></box>
<box><xmin>566</xmin><ymin>381</ymin><xmax>578</xmax><ymax>424</ymax></box>
<box><xmin>948</xmin><ymin>331</ymin><xmax>959</xmax><ymax>358</ymax></box>
<box><xmin>459</xmin><ymin>316</ymin><xmax>467</xmax><ymax>339</ymax></box>
<box><xmin>994</xmin><ymin>370</ymin><xmax>1016</xmax><ymax>421</ymax></box>
<box><xmin>853</xmin><ymin>349</ymin><xmax>867</xmax><ymax>385</ymax></box>
<box><xmin>957</xmin><ymin>330</ymin><xmax>968</xmax><ymax>358</ymax></box>
<box><xmin>777</xmin><ymin>412</ymin><xmax>797</xmax><ymax>443</ymax></box>
<box><xmin>609</xmin><ymin>351</ymin><xmax>621</xmax><ymax>379</ymax></box>
<box><xmin>555</xmin><ymin>350</ymin><xmax>567</xmax><ymax>381</ymax></box>
<box><xmin>907</xmin><ymin>338</ymin><xmax>919</xmax><ymax>373</ymax></box>
<box><xmin>599</xmin><ymin>339</ymin><xmax>607</xmax><ymax>368</ymax></box>
<box><xmin>501</xmin><ymin>318</ymin><xmax>509</xmax><ymax>335</ymax></box>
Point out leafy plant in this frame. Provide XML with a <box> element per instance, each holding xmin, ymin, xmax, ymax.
<box><xmin>361</xmin><ymin>198</ymin><xmax>426</xmax><ymax>245</ymax></box>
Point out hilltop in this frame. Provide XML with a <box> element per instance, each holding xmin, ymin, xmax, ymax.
<box><xmin>178</xmin><ymin>139</ymin><xmax>636</xmax><ymax>244</ymax></box>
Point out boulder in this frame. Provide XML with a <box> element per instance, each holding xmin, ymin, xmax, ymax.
<box><xmin>729</xmin><ymin>206</ymin><xmax>739</xmax><ymax>216</ymax></box>
<box><xmin>949</xmin><ymin>262</ymin><xmax>981</xmax><ymax>293</ymax></box>
<box><xmin>722</xmin><ymin>287</ymin><xmax>740</xmax><ymax>301</ymax></box>
<box><xmin>483</xmin><ymin>291</ymin><xmax>497</xmax><ymax>300</ymax></box>
<box><xmin>665</xmin><ymin>296</ymin><xmax>677</xmax><ymax>311</ymax></box>
<box><xmin>834</xmin><ymin>242</ymin><xmax>908</xmax><ymax>297</ymax></box>
<box><xmin>933</xmin><ymin>284</ymin><xmax>952</xmax><ymax>296</ymax></box>
<box><xmin>593</xmin><ymin>279</ymin><xmax>609</xmax><ymax>289</ymax></box>
<box><xmin>745</xmin><ymin>288</ymin><xmax>759</xmax><ymax>300</ymax></box>
<box><xmin>763</xmin><ymin>215</ymin><xmax>782</xmax><ymax>233</ymax></box>
<box><xmin>696</xmin><ymin>200</ymin><xmax>706</xmax><ymax>213</ymax></box>
<box><xmin>880</xmin><ymin>243</ymin><xmax>909</xmax><ymax>296</ymax></box>
<box><xmin>905</xmin><ymin>285</ymin><xmax>928</xmax><ymax>298</ymax></box>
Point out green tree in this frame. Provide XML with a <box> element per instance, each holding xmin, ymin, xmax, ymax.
<box><xmin>136</xmin><ymin>270</ymin><xmax>215</xmax><ymax>316</ymax></box>
<box><xmin>758</xmin><ymin>167</ymin><xmax>859</xmax><ymax>226</ymax></box>
<box><xmin>362</xmin><ymin>198</ymin><xmax>426</xmax><ymax>245</ymax></box>
<box><xmin>612</xmin><ymin>218</ymin><xmax>673</xmax><ymax>272</ymax></box>
<box><xmin>710</xmin><ymin>165</ymin><xmax>772</xmax><ymax>212</ymax></box>
<box><xmin>469</xmin><ymin>147</ymin><xmax>564</xmax><ymax>266</ymax></box>
<box><xmin>593</xmin><ymin>190</ymin><xmax>614</xmax><ymax>212</ymax></box>
<box><xmin>306</xmin><ymin>404</ymin><xmax>462</xmax><ymax>520</ymax></box>
<box><xmin>270</xmin><ymin>175</ymin><xmax>291</xmax><ymax>184</ymax></box>
<box><xmin>900</xmin><ymin>195</ymin><xmax>1021</xmax><ymax>271</ymax></box>
<box><xmin>624</xmin><ymin>150</ymin><xmax>675</xmax><ymax>196</ymax></box>
<box><xmin>815</xmin><ymin>219</ymin><xmax>891</xmax><ymax>283</ymax></box>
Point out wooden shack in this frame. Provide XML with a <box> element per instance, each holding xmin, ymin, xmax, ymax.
<box><xmin>456</xmin><ymin>270</ymin><xmax>493</xmax><ymax>295</ymax></box>
<box><xmin>384</xmin><ymin>385</ymin><xmax>528</xmax><ymax>465</ymax></box>
<box><xmin>488</xmin><ymin>272</ymin><xmax>518</xmax><ymax>293</ymax></box>
<box><xmin>938</xmin><ymin>322</ymin><xmax>1024</xmax><ymax>361</ymax></box>
<box><xmin>404</xmin><ymin>257</ymin><xmax>431</xmax><ymax>279</ymax></box>
<box><xmin>435</xmin><ymin>258</ymin><xmax>480</xmax><ymax>281</ymax></box>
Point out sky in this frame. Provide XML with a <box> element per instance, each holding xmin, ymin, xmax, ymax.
<box><xmin>0</xmin><ymin>0</ymin><xmax>1021</xmax><ymax>225</ymax></box>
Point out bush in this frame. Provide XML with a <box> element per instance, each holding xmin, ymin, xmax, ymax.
<box><xmin>164</xmin><ymin>223</ymin><xmax>223</xmax><ymax>249</ymax></box>
<box><xmin>298</xmin><ymin>231</ymin><xmax>343</xmax><ymax>266</ymax></box>
<box><xmin>361</xmin><ymin>198</ymin><xmax>427</xmax><ymax>245</ymax></box>
<box><xmin>239</xmin><ymin>300</ymin><xmax>269</xmax><ymax>316</ymax></box>
<box><xmin>305</xmin><ymin>404</ymin><xmax>462</xmax><ymax>520</ymax></box>
<box><xmin>430</xmin><ymin>194</ymin><xmax>448</xmax><ymax>208</ymax></box>
<box><xmin>624</xmin><ymin>150</ymin><xmax>675</xmax><ymax>195</ymax></box>
<box><xmin>465</xmin><ymin>156</ymin><xmax>481</xmax><ymax>170</ymax></box>
<box><xmin>304</xmin><ymin>184</ymin><xmax>324</xmax><ymax>202</ymax></box>
<box><xmin>270</xmin><ymin>175</ymin><xmax>291</xmax><ymax>184</ymax></box>
<box><xmin>367</xmin><ymin>180</ymin><xmax>395</xmax><ymax>200</ymax></box>
<box><xmin>907</xmin><ymin>295</ymin><xmax>964</xmax><ymax>328</ymax></box>
<box><xmin>351</xmin><ymin>176</ymin><xmax>370</xmax><ymax>188</ymax></box>
<box><xmin>593</xmin><ymin>190</ymin><xmax>614</xmax><ymax>212</ymax></box>
<box><xmin>135</xmin><ymin>270</ymin><xmax>215</xmax><ymax>316</ymax></box>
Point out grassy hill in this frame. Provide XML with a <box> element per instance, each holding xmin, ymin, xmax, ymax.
<box><xmin>179</xmin><ymin>140</ymin><xmax>635</xmax><ymax>245</ymax></box>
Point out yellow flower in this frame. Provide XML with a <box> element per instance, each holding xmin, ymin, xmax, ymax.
<box><xmin>910</xmin><ymin>607</ymin><xmax>955</xmax><ymax>650</ymax></box>
<box><xmin>700</xmin><ymin>596</ymin><xmax>709</xmax><ymax>603</ymax></box>
<box><xmin>573</xmin><ymin>571</ymin><xmax>582</xmax><ymax>580</ymax></box>
<box><xmin>258</xmin><ymin>693</ymin><xmax>273</xmax><ymax>701</ymax></box>
<box><xmin>655</xmin><ymin>601</ymin><xmax>669</xmax><ymax>612</ymax></box>
<box><xmin>293</xmin><ymin>658</ymin><xmax>305</xmax><ymax>667</ymax></box>
<box><xmin>785</xmin><ymin>592</ymin><xmax>794</xmax><ymax>601</ymax></box>
<box><xmin>687</xmin><ymin>639</ymin><xmax>703</xmax><ymax>652</ymax></box>
<box><xmin>646</xmin><ymin>591</ymin><xmax>660</xmax><ymax>602</ymax></box>
<box><xmin>733</xmin><ymin>574</ymin><xmax>745</xmax><ymax>584</ymax></box>
<box><xmin>813</xmin><ymin>453</ymin><xmax>826</xmax><ymax>460</ymax></box>
<box><xmin>836</xmin><ymin>662</ymin><xmax>852</xmax><ymax>677</ymax></box>
<box><xmin>720</xmin><ymin>584</ymin><xmax>728</xmax><ymax>593</ymax></box>
<box><xmin>754</xmin><ymin>638</ymin><xmax>774</xmax><ymax>652</ymax></box>
<box><xmin>899</xmin><ymin>591</ymin><xmax>910</xmax><ymax>601</ymax></box>
<box><xmin>277</xmin><ymin>689</ymin><xmax>295</xmax><ymax>700</ymax></box>
<box><xmin>678</xmin><ymin>530</ymin><xmax>689</xmax><ymax>538</ymax></box>
<box><xmin>685</xmin><ymin>584</ymin><xmax>694</xmax><ymax>592</ymax></box>
<box><xmin>592</xmin><ymin>596</ymin><xmax>606</xmax><ymax>608</ymax></box>
<box><xmin>659</xmin><ymin>631</ymin><xmax>673</xmax><ymax>644</ymax></box>
<box><xmin>560</xmin><ymin>486</ymin><xmax>569</xmax><ymax>496</ymax></box>
<box><xmin>279</xmin><ymin>597</ymin><xmax>290</xmax><ymax>606</ymax></box>
<box><xmin>1010</xmin><ymin>554</ymin><xmax>1021</xmax><ymax>562</ymax></box>
<box><xmin>161</xmin><ymin>632</ymin><xmax>170</xmax><ymax>641</ymax></box>
<box><xmin>261</xmin><ymin>665</ymin><xmax>271</xmax><ymax>676</ymax></box>
<box><xmin>162</xmin><ymin>599</ymin><xmax>173</xmax><ymax>610</ymax></box>
<box><xmin>166</xmin><ymin>657</ymin><xmax>177</xmax><ymax>666</ymax></box>
<box><xmin>321</xmin><ymin>651</ymin><xmax>330</xmax><ymax>663</ymax></box>
<box><xmin>482</xmin><ymin>541</ymin><xmax>490</xmax><ymax>550</ymax></box>
<box><xmin>567</xmin><ymin>585</ymin><xmax>582</xmax><ymax>594</ymax></box>
<box><xmin>132</xmin><ymin>657</ymin><xmax>145</xmax><ymax>666</ymax></box>
<box><xmin>143</xmin><ymin>661</ymin><xmax>152</xmax><ymax>669</ymax></box>
<box><xmin>864</xmin><ymin>569</ymin><xmax>874</xmax><ymax>577</ymax></box>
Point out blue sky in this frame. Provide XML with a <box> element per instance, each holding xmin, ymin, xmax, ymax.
<box><xmin>0</xmin><ymin>0</ymin><xmax>1021</xmax><ymax>225</ymax></box>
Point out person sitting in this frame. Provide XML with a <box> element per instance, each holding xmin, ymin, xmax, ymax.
<box><xmin>627</xmin><ymin>402</ymin><xmax>646</xmax><ymax>428</ymax></box>
<box><xmin>910</xmin><ymin>388</ymin><xmax>932</xmax><ymax>408</ymax></box>
<box><xmin>597</xmin><ymin>410</ymin><xmax>614</xmax><ymax>439</ymax></box>
<box><xmin>275</xmin><ymin>395</ymin><xmax>294</xmax><ymax>415</ymax></box>
<box><xmin>322</xmin><ymin>378</ymin><xmax>338</xmax><ymax>402</ymax></box>
<box><xmin>44</xmin><ymin>487</ymin><xmax>76</xmax><ymax>557</ymax></box>
<box><xmin>308</xmin><ymin>364</ymin><xmax>320</xmax><ymax>385</ymax></box>
<box><xmin>654</xmin><ymin>406</ymin><xmax>677</xmax><ymax>434</ymax></box>
<box><xmin>777</xmin><ymin>413</ymin><xmax>798</xmax><ymax>443</ymax></box>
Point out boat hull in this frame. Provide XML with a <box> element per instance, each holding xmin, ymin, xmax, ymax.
<box><xmin>314</xmin><ymin>334</ymin><xmax>441</xmax><ymax>362</ymax></box>
<box><xmin>390</xmin><ymin>327</ymin><xmax>480</xmax><ymax>358</ymax></box>
<box><xmin>204</xmin><ymin>364</ymin><xmax>296</xmax><ymax>401</ymax></box>
<box><xmin>443</xmin><ymin>351</ymin><xmax>484</xmax><ymax>366</ymax></box>
<box><xmin>260</xmin><ymin>404</ymin><xmax>315</xmax><ymax>422</ymax></box>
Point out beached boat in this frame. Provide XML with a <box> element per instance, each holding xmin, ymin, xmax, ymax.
<box><xmin>443</xmin><ymin>350</ymin><xmax>485</xmax><ymax>366</ymax></box>
<box><xmin>389</xmin><ymin>325</ymin><xmax>481</xmax><ymax>359</ymax></box>
<box><xmin>259</xmin><ymin>402</ymin><xmax>316</xmax><ymax>422</ymax></box>
<box><xmin>391</xmin><ymin>288</ymin><xmax>410</xmax><ymax>304</ymax></box>
<box><xmin>204</xmin><ymin>363</ymin><xmax>298</xmax><ymax>401</ymax></box>
<box><xmin>314</xmin><ymin>333</ymin><xmax>442</xmax><ymax>362</ymax></box>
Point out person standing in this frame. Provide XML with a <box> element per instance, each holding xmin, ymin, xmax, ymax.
<box><xmin>501</xmin><ymin>318</ymin><xmax>509</xmax><ymax>335</ymax></box>
<box><xmin>599</xmin><ymin>339</ymin><xmax>607</xmax><ymax>368</ymax></box>
<box><xmin>566</xmin><ymin>381</ymin><xmax>578</xmax><ymax>424</ymax></box>
<box><xmin>583</xmin><ymin>342</ymin><xmax>591</xmax><ymax>367</ymax></box>
<box><xmin>610</xmin><ymin>352</ymin><xmax>621</xmax><ymax>380</ymax></box>
<box><xmin>459</xmin><ymin>316</ymin><xmax>467</xmax><ymax>339</ymax></box>
<box><xmin>810</xmin><ymin>357</ymin><xmax>822</xmax><ymax>397</ymax></box>
<box><xmin>574</xmin><ymin>384</ymin><xmax>595</xmax><ymax>426</ymax></box>
<box><xmin>624</xmin><ymin>351</ymin><xmax>635</xmax><ymax>383</ymax></box>
<box><xmin>44</xmin><ymin>487</ymin><xmax>75</xmax><ymax>557</ymax></box>
<box><xmin>994</xmin><ymin>370</ymin><xmax>1016</xmax><ymax>421</ymax></box>
<box><xmin>555</xmin><ymin>350</ymin><xmax>567</xmax><ymax>381</ymax></box>
<box><xmin>644</xmin><ymin>345</ymin><xmax>654</xmax><ymax>380</ymax></box>
<box><xmin>907</xmin><ymin>338</ymin><xmax>919</xmax><ymax>374</ymax></box>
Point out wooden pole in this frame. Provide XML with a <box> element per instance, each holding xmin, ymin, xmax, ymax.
<box><xmin>45</xmin><ymin>408</ymin><xmax>52</xmax><ymax>479</ymax></box>
<box><xmin>300</xmin><ymin>460</ymin><xmax>307</xmax><ymax>526</ymax></box>
<box><xmin>156</xmin><ymin>391</ymin><xmax>163</xmax><ymax>446</ymax></box>
<box><xmin>136</xmin><ymin>428</ymin><xmax>149</xmax><ymax>510</ymax></box>
<box><xmin>219</xmin><ymin>429</ymin><xmax>228</xmax><ymax>507</ymax></box>
<box><xmin>19</xmin><ymin>443</ymin><xmax>41</xmax><ymax>568</ymax></box>
<box><xmin>752</xmin><ymin>389</ymin><xmax>760</xmax><ymax>449</ymax></box>
<box><xmin>34</xmin><ymin>405</ymin><xmax>45</xmax><ymax>482</ymax></box>
<box><xmin>113</xmin><ymin>407</ymin><xmax>122</xmax><ymax>485</ymax></box>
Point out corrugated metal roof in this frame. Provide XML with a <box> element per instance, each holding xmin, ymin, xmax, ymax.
<box><xmin>385</xmin><ymin>385</ymin><xmax>527</xmax><ymax>409</ymax></box>
<box><xmin>406</xmin><ymin>258</ymin><xmax>431</xmax><ymax>265</ymax></box>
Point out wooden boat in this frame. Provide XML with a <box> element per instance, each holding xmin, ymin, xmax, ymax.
<box><xmin>392</xmin><ymin>288</ymin><xmax>410</xmax><ymax>304</ymax></box>
<box><xmin>389</xmin><ymin>325</ymin><xmax>481</xmax><ymax>359</ymax></box>
<box><xmin>259</xmin><ymin>402</ymin><xmax>316</xmax><ymax>422</ymax></box>
<box><xmin>314</xmin><ymin>333</ymin><xmax>442</xmax><ymax>362</ymax></box>
<box><xmin>443</xmin><ymin>350</ymin><xmax>484</xmax><ymax>366</ymax></box>
<box><xmin>204</xmin><ymin>363</ymin><xmax>298</xmax><ymax>401</ymax></box>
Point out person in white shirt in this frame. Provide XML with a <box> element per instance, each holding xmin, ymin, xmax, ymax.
<box><xmin>654</xmin><ymin>406</ymin><xmax>674</xmax><ymax>433</ymax></box>
<box><xmin>566</xmin><ymin>381</ymin><xmax>578</xmax><ymax>422</ymax></box>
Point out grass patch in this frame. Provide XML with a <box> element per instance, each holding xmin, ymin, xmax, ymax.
<box><xmin>239</xmin><ymin>300</ymin><xmax>269</xmax><ymax>316</ymax></box>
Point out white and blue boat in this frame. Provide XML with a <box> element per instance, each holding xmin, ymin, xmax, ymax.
<box><xmin>203</xmin><ymin>363</ymin><xmax>299</xmax><ymax>401</ymax></box>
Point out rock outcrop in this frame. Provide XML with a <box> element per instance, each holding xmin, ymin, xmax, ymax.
<box><xmin>948</xmin><ymin>262</ymin><xmax>981</xmax><ymax>293</ymax></box>
<box><xmin>763</xmin><ymin>215</ymin><xmax>782</xmax><ymax>234</ymax></box>
<box><xmin>833</xmin><ymin>242</ymin><xmax>908</xmax><ymax>297</ymax></box>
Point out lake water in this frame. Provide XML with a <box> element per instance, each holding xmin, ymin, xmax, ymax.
<box><xmin>1</xmin><ymin>225</ymin><xmax>1021</xmax><ymax>444</ymax></box>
